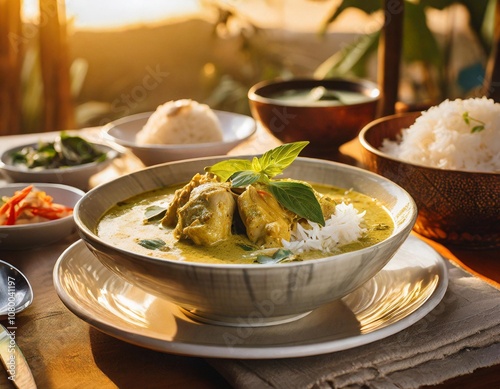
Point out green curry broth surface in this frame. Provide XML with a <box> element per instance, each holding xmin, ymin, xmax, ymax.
<box><xmin>96</xmin><ymin>182</ymin><xmax>394</xmax><ymax>264</ymax></box>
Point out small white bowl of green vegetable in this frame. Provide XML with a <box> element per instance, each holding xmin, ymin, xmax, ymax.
<box><xmin>0</xmin><ymin>132</ymin><xmax>120</xmax><ymax>191</ymax></box>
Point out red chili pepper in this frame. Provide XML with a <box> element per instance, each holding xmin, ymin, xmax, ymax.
<box><xmin>0</xmin><ymin>185</ymin><xmax>33</xmax><ymax>216</ymax></box>
<box><xmin>257</xmin><ymin>190</ymin><xmax>271</xmax><ymax>198</ymax></box>
<box><xmin>31</xmin><ymin>206</ymin><xmax>73</xmax><ymax>220</ymax></box>
<box><xmin>6</xmin><ymin>203</ymin><xmax>17</xmax><ymax>225</ymax></box>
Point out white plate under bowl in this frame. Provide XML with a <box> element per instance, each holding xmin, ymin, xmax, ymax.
<box><xmin>102</xmin><ymin>110</ymin><xmax>256</xmax><ymax>166</ymax></box>
<box><xmin>53</xmin><ymin>235</ymin><xmax>448</xmax><ymax>359</ymax></box>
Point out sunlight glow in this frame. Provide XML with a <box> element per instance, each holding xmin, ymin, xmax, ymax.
<box><xmin>23</xmin><ymin>0</ymin><xmax>200</xmax><ymax>28</ymax></box>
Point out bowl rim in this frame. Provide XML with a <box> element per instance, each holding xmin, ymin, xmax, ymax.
<box><xmin>74</xmin><ymin>155</ymin><xmax>417</xmax><ymax>270</ymax></box>
<box><xmin>248</xmin><ymin>77</ymin><xmax>381</xmax><ymax>107</ymax></box>
<box><xmin>358</xmin><ymin>111</ymin><xmax>500</xmax><ymax>176</ymax></box>
<box><xmin>0</xmin><ymin>182</ymin><xmax>84</xmax><ymax>230</ymax></box>
<box><xmin>0</xmin><ymin>142</ymin><xmax>120</xmax><ymax>174</ymax></box>
<box><xmin>101</xmin><ymin>110</ymin><xmax>257</xmax><ymax>150</ymax></box>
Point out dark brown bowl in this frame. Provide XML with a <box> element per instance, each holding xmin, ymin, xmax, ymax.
<box><xmin>359</xmin><ymin>111</ymin><xmax>500</xmax><ymax>249</ymax></box>
<box><xmin>248</xmin><ymin>78</ymin><xmax>380</xmax><ymax>159</ymax></box>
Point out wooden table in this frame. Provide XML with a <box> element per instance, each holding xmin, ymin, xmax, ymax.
<box><xmin>0</xmin><ymin>128</ymin><xmax>499</xmax><ymax>388</ymax></box>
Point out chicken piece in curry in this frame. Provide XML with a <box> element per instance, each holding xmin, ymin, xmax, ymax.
<box><xmin>162</xmin><ymin>173</ymin><xmax>338</xmax><ymax>247</ymax></box>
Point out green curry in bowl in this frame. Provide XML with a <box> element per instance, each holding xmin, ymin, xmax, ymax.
<box><xmin>97</xmin><ymin>142</ymin><xmax>393</xmax><ymax>265</ymax></box>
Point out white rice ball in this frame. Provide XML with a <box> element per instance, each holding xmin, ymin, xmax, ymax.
<box><xmin>136</xmin><ymin>99</ymin><xmax>223</xmax><ymax>145</ymax></box>
<box><xmin>381</xmin><ymin>97</ymin><xmax>500</xmax><ymax>172</ymax></box>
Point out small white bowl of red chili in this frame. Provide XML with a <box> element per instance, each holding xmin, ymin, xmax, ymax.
<box><xmin>0</xmin><ymin>183</ymin><xmax>84</xmax><ymax>250</ymax></box>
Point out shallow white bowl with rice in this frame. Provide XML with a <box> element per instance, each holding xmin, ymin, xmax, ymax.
<box><xmin>102</xmin><ymin>110</ymin><xmax>256</xmax><ymax>166</ymax></box>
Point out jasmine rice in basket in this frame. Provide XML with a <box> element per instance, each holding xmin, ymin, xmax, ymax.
<box><xmin>381</xmin><ymin>97</ymin><xmax>500</xmax><ymax>172</ymax></box>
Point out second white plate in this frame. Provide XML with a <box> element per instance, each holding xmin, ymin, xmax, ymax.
<box><xmin>53</xmin><ymin>235</ymin><xmax>448</xmax><ymax>359</ymax></box>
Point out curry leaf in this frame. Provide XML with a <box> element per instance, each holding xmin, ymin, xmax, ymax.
<box><xmin>268</xmin><ymin>181</ymin><xmax>325</xmax><ymax>226</ymax></box>
<box><xmin>259</xmin><ymin>141</ymin><xmax>309</xmax><ymax>178</ymax></box>
<box><xmin>205</xmin><ymin>159</ymin><xmax>253</xmax><ymax>182</ymax></box>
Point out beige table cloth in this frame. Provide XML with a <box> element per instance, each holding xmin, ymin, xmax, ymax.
<box><xmin>209</xmin><ymin>262</ymin><xmax>500</xmax><ymax>389</ymax></box>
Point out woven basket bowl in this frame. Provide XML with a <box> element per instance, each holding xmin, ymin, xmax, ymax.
<box><xmin>359</xmin><ymin>111</ymin><xmax>500</xmax><ymax>249</ymax></box>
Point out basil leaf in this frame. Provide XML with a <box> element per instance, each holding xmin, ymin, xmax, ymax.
<box><xmin>136</xmin><ymin>238</ymin><xmax>169</xmax><ymax>251</ymax></box>
<box><xmin>471</xmin><ymin>125</ymin><xmax>485</xmax><ymax>133</ymax></box>
<box><xmin>259</xmin><ymin>141</ymin><xmax>309</xmax><ymax>178</ymax></box>
<box><xmin>256</xmin><ymin>248</ymin><xmax>294</xmax><ymax>264</ymax></box>
<box><xmin>236</xmin><ymin>243</ymin><xmax>257</xmax><ymax>251</ymax></box>
<box><xmin>251</xmin><ymin>156</ymin><xmax>262</xmax><ymax>172</ymax></box>
<box><xmin>205</xmin><ymin>159</ymin><xmax>253</xmax><ymax>182</ymax></box>
<box><xmin>230</xmin><ymin>170</ymin><xmax>261</xmax><ymax>187</ymax></box>
<box><xmin>143</xmin><ymin>206</ymin><xmax>167</xmax><ymax>223</ymax></box>
<box><xmin>268</xmin><ymin>181</ymin><xmax>325</xmax><ymax>226</ymax></box>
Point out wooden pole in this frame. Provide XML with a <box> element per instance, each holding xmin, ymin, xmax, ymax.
<box><xmin>39</xmin><ymin>0</ymin><xmax>74</xmax><ymax>132</ymax></box>
<box><xmin>484</xmin><ymin>0</ymin><xmax>500</xmax><ymax>102</ymax></box>
<box><xmin>0</xmin><ymin>0</ymin><xmax>23</xmax><ymax>135</ymax></box>
<box><xmin>377</xmin><ymin>0</ymin><xmax>404</xmax><ymax>117</ymax></box>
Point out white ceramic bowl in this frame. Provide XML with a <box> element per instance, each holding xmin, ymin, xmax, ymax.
<box><xmin>0</xmin><ymin>142</ymin><xmax>119</xmax><ymax>191</ymax></box>
<box><xmin>0</xmin><ymin>183</ymin><xmax>84</xmax><ymax>250</ymax></box>
<box><xmin>74</xmin><ymin>157</ymin><xmax>417</xmax><ymax>327</ymax></box>
<box><xmin>102</xmin><ymin>110</ymin><xmax>257</xmax><ymax>166</ymax></box>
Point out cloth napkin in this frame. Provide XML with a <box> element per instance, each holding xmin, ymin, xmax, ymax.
<box><xmin>208</xmin><ymin>262</ymin><xmax>500</xmax><ymax>389</ymax></box>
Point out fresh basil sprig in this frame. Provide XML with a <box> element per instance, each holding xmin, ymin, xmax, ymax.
<box><xmin>206</xmin><ymin>142</ymin><xmax>325</xmax><ymax>226</ymax></box>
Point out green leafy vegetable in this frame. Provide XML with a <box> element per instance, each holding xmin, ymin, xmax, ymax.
<box><xmin>462</xmin><ymin>112</ymin><xmax>485</xmax><ymax>133</ymax></box>
<box><xmin>206</xmin><ymin>142</ymin><xmax>325</xmax><ymax>226</ymax></box>
<box><xmin>136</xmin><ymin>238</ymin><xmax>169</xmax><ymax>251</ymax></box>
<box><xmin>256</xmin><ymin>248</ymin><xmax>295</xmax><ymax>264</ymax></box>
<box><xmin>10</xmin><ymin>131</ymin><xmax>107</xmax><ymax>169</ymax></box>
